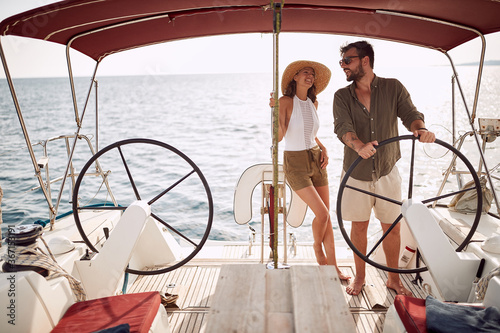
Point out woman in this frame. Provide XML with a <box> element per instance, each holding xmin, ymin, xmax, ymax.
<box><xmin>272</xmin><ymin>60</ymin><xmax>349</xmax><ymax>280</ymax></box>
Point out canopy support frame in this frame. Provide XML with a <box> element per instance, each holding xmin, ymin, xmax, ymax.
<box><xmin>0</xmin><ymin>39</ymin><xmax>56</xmax><ymax>220</ymax></box>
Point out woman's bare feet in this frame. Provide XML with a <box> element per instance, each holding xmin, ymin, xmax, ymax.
<box><xmin>346</xmin><ymin>276</ymin><xmax>365</xmax><ymax>295</ymax></box>
<box><xmin>313</xmin><ymin>243</ymin><xmax>327</xmax><ymax>265</ymax></box>
<box><xmin>337</xmin><ymin>268</ymin><xmax>351</xmax><ymax>281</ymax></box>
<box><xmin>386</xmin><ymin>280</ymin><xmax>413</xmax><ymax>296</ymax></box>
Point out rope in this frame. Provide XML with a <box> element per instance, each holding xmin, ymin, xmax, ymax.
<box><xmin>475</xmin><ymin>266</ymin><xmax>500</xmax><ymax>301</ymax></box>
<box><xmin>2</xmin><ymin>236</ymin><xmax>87</xmax><ymax>302</ymax></box>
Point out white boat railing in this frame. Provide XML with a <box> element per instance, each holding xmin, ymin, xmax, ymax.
<box><xmin>435</xmin><ymin>123</ymin><xmax>500</xmax><ymax>216</ymax></box>
<box><xmin>19</xmin><ymin>134</ymin><xmax>119</xmax><ymax>227</ymax></box>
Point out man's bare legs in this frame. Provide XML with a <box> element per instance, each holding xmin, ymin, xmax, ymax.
<box><xmin>295</xmin><ymin>185</ymin><xmax>350</xmax><ymax>280</ymax></box>
<box><xmin>346</xmin><ymin>221</ymin><xmax>412</xmax><ymax>296</ymax></box>
<box><xmin>346</xmin><ymin>220</ymin><xmax>368</xmax><ymax>295</ymax></box>
<box><xmin>381</xmin><ymin>223</ymin><xmax>413</xmax><ymax>296</ymax></box>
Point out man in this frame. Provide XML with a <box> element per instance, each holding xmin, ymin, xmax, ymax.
<box><xmin>333</xmin><ymin>41</ymin><xmax>435</xmax><ymax>296</ymax></box>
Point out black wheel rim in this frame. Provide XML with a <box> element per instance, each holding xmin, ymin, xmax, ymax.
<box><xmin>72</xmin><ymin>138</ymin><xmax>213</xmax><ymax>275</ymax></box>
<box><xmin>336</xmin><ymin>135</ymin><xmax>482</xmax><ymax>274</ymax></box>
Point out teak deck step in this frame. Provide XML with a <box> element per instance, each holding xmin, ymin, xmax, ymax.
<box><xmin>205</xmin><ymin>264</ymin><xmax>356</xmax><ymax>333</ymax></box>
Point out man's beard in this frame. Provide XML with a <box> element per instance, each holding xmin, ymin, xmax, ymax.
<box><xmin>346</xmin><ymin>63</ymin><xmax>365</xmax><ymax>82</ymax></box>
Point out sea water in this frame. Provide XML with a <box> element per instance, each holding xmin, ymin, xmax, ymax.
<box><xmin>1</xmin><ymin>66</ymin><xmax>499</xmax><ymax>243</ymax></box>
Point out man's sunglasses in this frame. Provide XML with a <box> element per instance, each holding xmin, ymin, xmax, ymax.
<box><xmin>339</xmin><ymin>56</ymin><xmax>361</xmax><ymax>66</ymax></box>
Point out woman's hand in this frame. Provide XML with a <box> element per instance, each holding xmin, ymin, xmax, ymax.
<box><xmin>269</xmin><ymin>91</ymin><xmax>276</xmax><ymax>108</ymax></box>
<box><xmin>320</xmin><ymin>148</ymin><xmax>329</xmax><ymax>169</ymax></box>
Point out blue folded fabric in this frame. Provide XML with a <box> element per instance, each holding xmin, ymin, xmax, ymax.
<box><xmin>93</xmin><ymin>323</ymin><xmax>130</xmax><ymax>333</ymax></box>
<box><xmin>426</xmin><ymin>295</ymin><xmax>500</xmax><ymax>332</ymax></box>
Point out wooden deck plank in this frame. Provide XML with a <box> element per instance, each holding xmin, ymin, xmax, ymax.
<box><xmin>365</xmin><ymin>266</ymin><xmax>392</xmax><ymax>309</ymax></box>
<box><xmin>351</xmin><ymin>313</ymin><xmax>366</xmax><ymax>332</ymax></box>
<box><xmin>155</xmin><ymin>268</ymin><xmax>176</xmax><ymax>294</ymax></box>
<box><xmin>191</xmin><ymin>267</ymin><xmax>213</xmax><ymax>307</ymax></box>
<box><xmin>202</xmin><ymin>267</ymin><xmax>219</xmax><ymax>307</ymax></box>
<box><xmin>140</xmin><ymin>271</ymin><xmax>160</xmax><ymax>293</ymax></box>
<box><xmin>266</xmin><ymin>269</ymin><xmax>293</xmax><ymax>333</ymax></box>
<box><xmin>184</xmin><ymin>311</ymin><xmax>204</xmax><ymax>333</ymax></box>
<box><xmin>168</xmin><ymin>312</ymin><xmax>182</xmax><ymax>333</ymax></box>
<box><xmin>364</xmin><ymin>312</ymin><xmax>379</xmax><ymax>332</ymax></box>
<box><xmin>373</xmin><ymin>312</ymin><xmax>386</xmax><ymax>333</ymax></box>
<box><xmin>290</xmin><ymin>265</ymin><xmax>356</xmax><ymax>332</ymax></box>
<box><xmin>205</xmin><ymin>264</ymin><xmax>267</xmax><ymax>332</ymax></box>
<box><xmin>183</xmin><ymin>267</ymin><xmax>204</xmax><ymax>308</ymax></box>
<box><xmin>177</xmin><ymin>267</ymin><xmax>199</xmax><ymax>309</ymax></box>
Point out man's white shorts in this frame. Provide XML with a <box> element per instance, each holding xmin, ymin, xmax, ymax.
<box><xmin>340</xmin><ymin>166</ymin><xmax>402</xmax><ymax>223</ymax></box>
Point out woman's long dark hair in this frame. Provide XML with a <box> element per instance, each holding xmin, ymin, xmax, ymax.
<box><xmin>283</xmin><ymin>78</ymin><xmax>317</xmax><ymax>103</ymax></box>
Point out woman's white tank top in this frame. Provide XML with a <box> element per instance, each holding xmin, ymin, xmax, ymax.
<box><xmin>284</xmin><ymin>95</ymin><xmax>319</xmax><ymax>151</ymax></box>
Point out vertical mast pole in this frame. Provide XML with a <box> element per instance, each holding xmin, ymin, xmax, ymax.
<box><xmin>271</xmin><ymin>1</ymin><xmax>282</xmax><ymax>269</ymax></box>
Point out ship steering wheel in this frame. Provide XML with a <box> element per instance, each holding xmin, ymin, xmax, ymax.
<box><xmin>72</xmin><ymin>138</ymin><xmax>213</xmax><ymax>275</ymax></box>
<box><xmin>337</xmin><ymin>135</ymin><xmax>482</xmax><ymax>274</ymax></box>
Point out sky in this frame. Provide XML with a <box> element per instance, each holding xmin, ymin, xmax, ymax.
<box><xmin>1</xmin><ymin>0</ymin><xmax>500</xmax><ymax>78</ymax></box>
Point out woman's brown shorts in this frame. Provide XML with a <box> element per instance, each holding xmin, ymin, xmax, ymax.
<box><xmin>283</xmin><ymin>146</ymin><xmax>328</xmax><ymax>191</ymax></box>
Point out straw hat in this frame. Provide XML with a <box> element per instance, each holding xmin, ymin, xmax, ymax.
<box><xmin>281</xmin><ymin>60</ymin><xmax>331</xmax><ymax>95</ymax></box>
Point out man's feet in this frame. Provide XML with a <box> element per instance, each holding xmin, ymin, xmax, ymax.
<box><xmin>386</xmin><ymin>280</ymin><xmax>413</xmax><ymax>296</ymax></box>
<box><xmin>346</xmin><ymin>276</ymin><xmax>365</xmax><ymax>295</ymax></box>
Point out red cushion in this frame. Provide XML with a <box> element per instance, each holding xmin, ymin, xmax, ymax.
<box><xmin>393</xmin><ymin>295</ymin><xmax>428</xmax><ymax>333</ymax></box>
<box><xmin>51</xmin><ymin>291</ymin><xmax>160</xmax><ymax>333</ymax></box>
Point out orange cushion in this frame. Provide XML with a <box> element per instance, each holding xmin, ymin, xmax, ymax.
<box><xmin>393</xmin><ymin>295</ymin><xmax>427</xmax><ymax>333</ymax></box>
<box><xmin>51</xmin><ymin>291</ymin><xmax>160</xmax><ymax>333</ymax></box>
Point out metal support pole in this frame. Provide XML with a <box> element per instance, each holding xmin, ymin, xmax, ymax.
<box><xmin>271</xmin><ymin>1</ymin><xmax>282</xmax><ymax>269</ymax></box>
<box><xmin>0</xmin><ymin>39</ymin><xmax>56</xmax><ymax>217</ymax></box>
<box><xmin>54</xmin><ymin>44</ymin><xmax>100</xmax><ymax>227</ymax></box>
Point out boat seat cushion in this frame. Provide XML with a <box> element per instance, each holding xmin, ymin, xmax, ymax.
<box><xmin>51</xmin><ymin>291</ymin><xmax>160</xmax><ymax>333</ymax></box>
<box><xmin>393</xmin><ymin>295</ymin><xmax>427</xmax><ymax>333</ymax></box>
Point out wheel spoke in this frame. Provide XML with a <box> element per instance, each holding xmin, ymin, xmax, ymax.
<box><xmin>345</xmin><ymin>184</ymin><xmax>403</xmax><ymax>206</ymax></box>
<box><xmin>407</xmin><ymin>137</ymin><xmax>417</xmax><ymax>199</ymax></box>
<box><xmin>151</xmin><ymin>212</ymin><xmax>199</xmax><ymax>247</ymax></box>
<box><xmin>118</xmin><ymin>146</ymin><xmax>141</xmax><ymax>200</ymax></box>
<box><xmin>422</xmin><ymin>186</ymin><xmax>478</xmax><ymax>205</ymax></box>
<box><xmin>77</xmin><ymin>205</ymin><xmax>127</xmax><ymax>211</ymax></box>
<box><xmin>366</xmin><ymin>214</ymin><xmax>403</xmax><ymax>258</ymax></box>
<box><xmin>148</xmin><ymin>169</ymin><xmax>196</xmax><ymax>205</ymax></box>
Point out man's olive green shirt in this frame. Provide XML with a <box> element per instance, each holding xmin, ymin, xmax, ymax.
<box><xmin>333</xmin><ymin>75</ymin><xmax>424</xmax><ymax>181</ymax></box>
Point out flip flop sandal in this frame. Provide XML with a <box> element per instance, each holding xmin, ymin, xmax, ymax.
<box><xmin>161</xmin><ymin>292</ymin><xmax>179</xmax><ymax>307</ymax></box>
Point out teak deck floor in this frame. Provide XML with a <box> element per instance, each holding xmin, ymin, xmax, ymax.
<box><xmin>129</xmin><ymin>244</ymin><xmax>428</xmax><ymax>333</ymax></box>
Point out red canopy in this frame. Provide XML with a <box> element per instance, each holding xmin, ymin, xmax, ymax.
<box><xmin>1</xmin><ymin>0</ymin><xmax>500</xmax><ymax>61</ymax></box>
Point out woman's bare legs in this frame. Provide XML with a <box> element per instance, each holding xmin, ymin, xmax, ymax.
<box><xmin>296</xmin><ymin>185</ymin><xmax>329</xmax><ymax>264</ymax></box>
<box><xmin>295</xmin><ymin>185</ymin><xmax>350</xmax><ymax>280</ymax></box>
<box><xmin>315</xmin><ymin>185</ymin><xmax>350</xmax><ymax>280</ymax></box>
